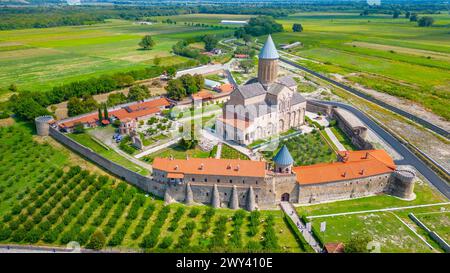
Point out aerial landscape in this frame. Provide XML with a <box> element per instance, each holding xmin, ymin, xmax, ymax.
<box><xmin>0</xmin><ymin>0</ymin><xmax>449</xmax><ymax>260</ymax></box>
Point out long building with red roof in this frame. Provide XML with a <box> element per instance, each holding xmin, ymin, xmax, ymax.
<box><xmin>57</xmin><ymin>97</ymin><xmax>171</xmax><ymax>132</ymax></box>
<box><xmin>153</xmin><ymin>146</ymin><xmax>416</xmax><ymax>210</ymax></box>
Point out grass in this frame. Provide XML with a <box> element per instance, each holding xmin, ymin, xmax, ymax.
<box><xmin>295</xmin><ymin>178</ymin><xmax>448</xmax><ymax>253</ymax></box>
<box><xmin>0</xmin><ymin>19</ymin><xmax>232</xmax><ymax>92</ymax></box>
<box><xmin>330</xmin><ymin>126</ymin><xmax>356</xmax><ymax>150</ymax></box>
<box><xmin>142</xmin><ymin>144</ymin><xmax>214</xmax><ymax>164</ymax></box>
<box><xmin>219</xmin><ymin>144</ymin><xmax>249</xmax><ymax>160</ymax></box>
<box><xmin>67</xmin><ymin>132</ymin><xmax>149</xmax><ymax>176</ymax></box>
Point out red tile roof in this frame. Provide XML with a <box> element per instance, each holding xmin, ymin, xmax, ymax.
<box><xmin>153</xmin><ymin>157</ymin><xmax>266</xmax><ymax>178</ymax></box>
<box><xmin>293</xmin><ymin>150</ymin><xmax>396</xmax><ymax>185</ymax></box>
<box><xmin>127</xmin><ymin>98</ymin><xmax>170</xmax><ymax>112</ymax></box>
<box><xmin>324</xmin><ymin>243</ymin><xmax>345</xmax><ymax>253</ymax></box>
<box><xmin>192</xmin><ymin>90</ymin><xmax>214</xmax><ymax>100</ymax></box>
<box><xmin>215</xmin><ymin>83</ymin><xmax>234</xmax><ymax>93</ymax></box>
<box><xmin>110</xmin><ymin>107</ymin><xmax>159</xmax><ymax>120</ymax></box>
<box><xmin>59</xmin><ymin>113</ymin><xmax>98</xmax><ymax>129</ymax></box>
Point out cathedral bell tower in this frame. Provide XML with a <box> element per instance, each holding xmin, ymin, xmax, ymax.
<box><xmin>258</xmin><ymin>35</ymin><xmax>279</xmax><ymax>88</ymax></box>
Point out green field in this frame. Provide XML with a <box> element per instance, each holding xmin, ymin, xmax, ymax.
<box><xmin>0</xmin><ymin>19</ymin><xmax>233</xmax><ymax>92</ymax></box>
<box><xmin>296</xmin><ymin>180</ymin><xmax>449</xmax><ymax>253</ymax></box>
<box><xmin>271</xmin><ymin>12</ymin><xmax>450</xmax><ymax>120</ymax></box>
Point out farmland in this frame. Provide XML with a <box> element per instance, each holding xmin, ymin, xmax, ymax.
<box><xmin>0</xmin><ymin>19</ymin><xmax>234</xmax><ymax>92</ymax></box>
<box><xmin>0</xmin><ymin>123</ymin><xmax>302</xmax><ymax>252</ymax></box>
<box><xmin>272</xmin><ymin>12</ymin><xmax>450</xmax><ymax>120</ymax></box>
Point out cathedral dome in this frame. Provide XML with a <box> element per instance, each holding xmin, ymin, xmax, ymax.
<box><xmin>259</xmin><ymin>35</ymin><xmax>279</xmax><ymax>60</ymax></box>
<box><xmin>273</xmin><ymin>145</ymin><xmax>294</xmax><ymax>166</ymax></box>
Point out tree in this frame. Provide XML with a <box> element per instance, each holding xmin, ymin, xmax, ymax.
<box><xmin>242</xmin><ymin>34</ymin><xmax>252</xmax><ymax>45</ymax></box>
<box><xmin>242</xmin><ymin>16</ymin><xmax>283</xmax><ymax>36</ymax></box>
<box><xmin>203</xmin><ymin>34</ymin><xmax>218</xmax><ymax>52</ymax></box>
<box><xmin>8</xmin><ymin>84</ymin><xmax>17</xmax><ymax>92</ymax></box>
<box><xmin>73</xmin><ymin>123</ymin><xmax>85</xmax><ymax>134</ymax></box>
<box><xmin>418</xmin><ymin>17</ymin><xmax>434</xmax><ymax>27</ymax></box>
<box><xmin>166</xmin><ymin>79</ymin><xmax>186</xmax><ymax>100</ymax></box>
<box><xmin>360</xmin><ymin>10</ymin><xmax>369</xmax><ymax>16</ymax></box>
<box><xmin>292</xmin><ymin>23</ymin><xmax>303</xmax><ymax>32</ymax></box>
<box><xmin>239</xmin><ymin>59</ymin><xmax>255</xmax><ymax>73</ymax></box>
<box><xmin>98</xmin><ymin>107</ymin><xmax>103</xmax><ymax>122</ymax></box>
<box><xmin>153</xmin><ymin>56</ymin><xmax>161</xmax><ymax>66</ymax></box>
<box><xmin>127</xmin><ymin>85</ymin><xmax>151</xmax><ymax>102</ymax></box>
<box><xmin>86</xmin><ymin>230</ymin><xmax>106</xmax><ymax>250</ymax></box>
<box><xmin>107</xmin><ymin>93</ymin><xmax>127</xmax><ymax>106</ymax></box>
<box><xmin>166</xmin><ymin>67</ymin><xmax>177</xmax><ymax>79</ymax></box>
<box><xmin>345</xmin><ymin>233</ymin><xmax>372</xmax><ymax>253</ymax></box>
<box><xmin>139</xmin><ymin>35</ymin><xmax>155</xmax><ymax>50</ymax></box>
<box><xmin>405</xmin><ymin>11</ymin><xmax>411</xmax><ymax>19</ymax></box>
<box><xmin>67</xmin><ymin>97</ymin><xmax>84</xmax><ymax>117</ymax></box>
<box><xmin>103</xmin><ymin>104</ymin><xmax>108</xmax><ymax>120</ymax></box>
<box><xmin>393</xmin><ymin>10</ymin><xmax>401</xmax><ymax>19</ymax></box>
<box><xmin>410</xmin><ymin>14</ymin><xmax>419</xmax><ymax>22</ymax></box>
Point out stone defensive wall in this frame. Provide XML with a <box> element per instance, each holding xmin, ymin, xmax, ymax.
<box><xmin>297</xmin><ymin>172</ymin><xmax>391</xmax><ymax>204</ymax></box>
<box><xmin>49</xmin><ymin>126</ymin><xmax>165</xmax><ymax>197</ymax></box>
<box><xmin>331</xmin><ymin>108</ymin><xmax>373</xmax><ymax>150</ymax></box>
<box><xmin>305</xmin><ymin>100</ymin><xmax>333</xmax><ymax>116</ymax></box>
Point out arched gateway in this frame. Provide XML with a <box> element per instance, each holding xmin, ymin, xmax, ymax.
<box><xmin>281</xmin><ymin>193</ymin><xmax>290</xmax><ymax>202</ymax></box>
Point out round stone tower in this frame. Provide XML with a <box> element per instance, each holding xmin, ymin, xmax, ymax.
<box><xmin>273</xmin><ymin>145</ymin><xmax>294</xmax><ymax>174</ymax></box>
<box><xmin>35</xmin><ymin>115</ymin><xmax>54</xmax><ymax>136</ymax></box>
<box><xmin>390</xmin><ymin>167</ymin><xmax>416</xmax><ymax>200</ymax></box>
<box><xmin>258</xmin><ymin>35</ymin><xmax>279</xmax><ymax>87</ymax></box>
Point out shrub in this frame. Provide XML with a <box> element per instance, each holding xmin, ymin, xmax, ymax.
<box><xmin>247</xmin><ymin>210</ymin><xmax>261</xmax><ymax>237</ymax></box>
<box><xmin>24</xmin><ymin>228</ymin><xmax>41</xmax><ymax>243</ymax></box>
<box><xmin>158</xmin><ymin>236</ymin><xmax>174</xmax><ymax>249</ymax></box>
<box><xmin>42</xmin><ymin>229</ymin><xmax>59</xmax><ymax>243</ymax></box>
<box><xmin>86</xmin><ymin>230</ymin><xmax>106</xmax><ymax>250</ymax></box>
<box><xmin>188</xmin><ymin>207</ymin><xmax>200</xmax><ymax>218</ymax></box>
<box><xmin>0</xmin><ymin>226</ymin><xmax>12</xmax><ymax>241</ymax></box>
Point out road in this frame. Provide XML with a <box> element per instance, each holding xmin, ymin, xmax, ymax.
<box><xmin>279</xmin><ymin>57</ymin><xmax>450</xmax><ymax>139</ymax></box>
<box><xmin>321</xmin><ymin>101</ymin><xmax>450</xmax><ymax>199</ymax></box>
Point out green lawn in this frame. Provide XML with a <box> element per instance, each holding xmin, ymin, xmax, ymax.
<box><xmin>219</xmin><ymin>144</ymin><xmax>249</xmax><ymax>160</ymax></box>
<box><xmin>142</xmin><ymin>144</ymin><xmax>215</xmax><ymax>164</ymax></box>
<box><xmin>330</xmin><ymin>126</ymin><xmax>356</xmax><ymax>150</ymax></box>
<box><xmin>68</xmin><ymin>132</ymin><xmax>149</xmax><ymax>176</ymax></box>
<box><xmin>295</xmin><ymin>179</ymin><xmax>449</xmax><ymax>252</ymax></box>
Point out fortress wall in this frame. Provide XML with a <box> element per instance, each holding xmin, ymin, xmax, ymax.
<box><xmin>49</xmin><ymin>127</ymin><xmax>166</xmax><ymax>197</ymax></box>
<box><xmin>297</xmin><ymin>173</ymin><xmax>391</xmax><ymax>204</ymax></box>
<box><xmin>306</xmin><ymin>100</ymin><xmax>333</xmax><ymax>116</ymax></box>
<box><xmin>332</xmin><ymin>108</ymin><xmax>373</xmax><ymax>150</ymax></box>
<box><xmin>271</xmin><ymin>174</ymin><xmax>299</xmax><ymax>203</ymax></box>
<box><xmin>165</xmin><ymin>183</ymin><xmax>263</xmax><ymax>209</ymax></box>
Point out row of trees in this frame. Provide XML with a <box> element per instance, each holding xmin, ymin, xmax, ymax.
<box><xmin>234</xmin><ymin>16</ymin><xmax>284</xmax><ymax>38</ymax></box>
<box><xmin>7</xmin><ymin>61</ymin><xmax>195</xmax><ymax>122</ymax></box>
<box><xmin>166</xmin><ymin>74</ymin><xmax>204</xmax><ymax>101</ymax></box>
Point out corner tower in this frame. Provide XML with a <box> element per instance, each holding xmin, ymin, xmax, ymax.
<box><xmin>258</xmin><ymin>35</ymin><xmax>279</xmax><ymax>87</ymax></box>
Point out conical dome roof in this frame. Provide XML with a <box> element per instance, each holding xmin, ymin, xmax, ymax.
<box><xmin>259</xmin><ymin>34</ymin><xmax>279</xmax><ymax>59</ymax></box>
<box><xmin>273</xmin><ymin>145</ymin><xmax>294</xmax><ymax>166</ymax></box>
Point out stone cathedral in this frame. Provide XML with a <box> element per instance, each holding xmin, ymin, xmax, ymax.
<box><xmin>216</xmin><ymin>35</ymin><xmax>307</xmax><ymax>145</ymax></box>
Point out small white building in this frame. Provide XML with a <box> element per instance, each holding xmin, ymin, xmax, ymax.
<box><xmin>220</xmin><ymin>20</ymin><xmax>248</xmax><ymax>25</ymax></box>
